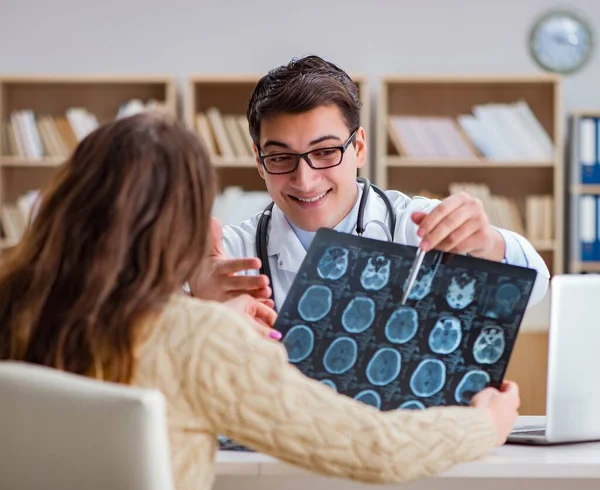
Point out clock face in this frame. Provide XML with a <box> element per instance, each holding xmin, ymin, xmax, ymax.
<box><xmin>529</xmin><ymin>9</ymin><xmax>594</xmax><ymax>74</ymax></box>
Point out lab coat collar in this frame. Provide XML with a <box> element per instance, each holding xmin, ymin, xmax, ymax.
<box><xmin>267</xmin><ymin>183</ymin><xmax>392</xmax><ymax>273</ymax></box>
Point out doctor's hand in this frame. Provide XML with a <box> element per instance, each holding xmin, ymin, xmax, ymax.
<box><xmin>411</xmin><ymin>192</ymin><xmax>505</xmax><ymax>262</ymax></box>
<box><xmin>225</xmin><ymin>294</ymin><xmax>282</xmax><ymax>341</ymax></box>
<box><xmin>189</xmin><ymin>218</ymin><xmax>273</xmax><ymax>304</ymax></box>
<box><xmin>471</xmin><ymin>380</ymin><xmax>520</xmax><ymax>446</ymax></box>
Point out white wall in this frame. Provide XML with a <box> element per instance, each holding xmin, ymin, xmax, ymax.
<box><xmin>0</xmin><ymin>0</ymin><xmax>598</xmax><ymax>114</ymax></box>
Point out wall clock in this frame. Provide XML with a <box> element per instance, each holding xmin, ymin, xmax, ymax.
<box><xmin>529</xmin><ymin>8</ymin><xmax>595</xmax><ymax>74</ymax></box>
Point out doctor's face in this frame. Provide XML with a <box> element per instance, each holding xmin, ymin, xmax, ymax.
<box><xmin>255</xmin><ymin>105</ymin><xmax>367</xmax><ymax>232</ymax></box>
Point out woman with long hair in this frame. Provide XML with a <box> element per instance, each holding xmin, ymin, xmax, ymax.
<box><xmin>0</xmin><ymin>112</ymin><xmax>519</xmax><ymax>490</ymax></box>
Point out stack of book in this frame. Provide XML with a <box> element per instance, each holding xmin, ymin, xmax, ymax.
<box><xmin>1</xmin><ymin>99</ymin><xmax>166</xmax><ymax>159</ymax></box>
<box><xmin>416</xmin><ymin>183</ymin><xmax>553</xmax><ymax>245</ymax></box>
<box><xmin>194</xmin><ymin>108</ymin><xmax>254</xmax><ymax>161</ymax></box>
<box><xmin>388</xmin><ymin>100</ymin><xmax>554</xmax><ymax>161</ymax></box>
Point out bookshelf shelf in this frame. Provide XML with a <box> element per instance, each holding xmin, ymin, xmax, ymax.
<box><xmin>377</xmin><ymin>74</ymin><xmax>563</xmax><ymax>416</ymax></box>
<box><xmin>387</xmin><ymin>157</ymin><xmax>555</xmax><ymax>168</ymax></box>
<box><xmin>211</xmin><ymin>156</ymin><xmax>256</xmax><ymax>168</ymax></box>
<box><xmin>0</xmin><ymin>74</ymin><xmax>177</xmax><ymax>247</ymax></box>
<box><xmin>570</xmin><ymin>184</ymin><xmax>600</xmax><ymax>194</ymax></box>
<box><xmin>571</xmin><ymin>261</ymin><xmax>600</xmax><ymax>273</ymax></box>
<box><xmin>0</xmin><ymin>157</ymin><xmax>65</xmax><ymax>168</ymax></box>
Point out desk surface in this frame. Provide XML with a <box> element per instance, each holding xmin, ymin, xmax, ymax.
<box><xmin>216</xmin><ymin>416</ymin><xmax>600</xmax><ymax>479</ymax></box>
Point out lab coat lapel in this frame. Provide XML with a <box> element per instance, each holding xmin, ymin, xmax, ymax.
<box><xmin>267</xmin><ymin>204</ymin><xmax>306</xmax><ymax>273</ymax></box>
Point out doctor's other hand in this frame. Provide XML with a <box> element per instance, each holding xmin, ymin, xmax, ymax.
<box><xmin>411</xmin><ymin>192</ymin><xmax>505</xmax><ymax>262</ymax></box>
<box><xmin>470</xmin><ymin>380</ymin><xmax>520</xmax><ymax>446</ymax></box>
<box><xmin>225</xmin><ymin>294</ymin><xmax>281</xmax><ymax>341</ymax></box>
<box><xmin>189</xmin><ymin>218</ymin><xmax>273</xmax><ymax>303</ymax></box>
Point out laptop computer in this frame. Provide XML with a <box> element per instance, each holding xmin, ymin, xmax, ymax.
<box><xmin>507</xmin><ymin>274</ymin><xmax>600</xmax><ymax>445</ymax></box>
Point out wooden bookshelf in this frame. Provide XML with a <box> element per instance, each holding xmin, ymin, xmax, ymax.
<box><xmin>0</xmin><ymin>75</ymin><xmax>177</xmax><ymax>247</ymax></box>
<box><xmin>566</xmin><ymin>110</ymin><xmax>600</xmax><ymax>275</ymax></box>
<box><xmin>185</xmin><ymin>74</ymin><xmax>371</xmax><ymax>193</ymax></box>
<box><xmin>377</xmin><ymin>74</ymin><xmax>563</xmax><ymax>275</ymax></box>
<box><xmin>376</xmin><ymin>75</ymin><xmax>563</xmax><ymax>416</ymax></box>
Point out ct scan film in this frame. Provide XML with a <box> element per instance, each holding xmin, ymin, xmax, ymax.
<box><xmin>219</xmin><ymin>228</ymin><xmax>537</xmax><ymax>450</ymax></box>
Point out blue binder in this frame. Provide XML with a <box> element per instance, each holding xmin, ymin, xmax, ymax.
<box><xmin>580</xmin><ymin>117</ymin><xmax>600</xmax><ymax>184</ymax></box>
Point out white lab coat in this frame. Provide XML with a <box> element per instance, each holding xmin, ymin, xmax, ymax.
<box><xmin>222</xmin><ymin>186</ymin><xmax>550</xmax><ymax>312</ymax></box>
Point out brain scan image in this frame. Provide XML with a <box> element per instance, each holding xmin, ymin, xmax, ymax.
<box><xmin>298</xmin><ymin>285</ymin><xmax>332</xmax><ymax>322</ymax></box>
<box><xmin>283</xmin><ymin>325</ymin><xmax>315</xmax><ymax>363</ymax></box>
<box><xmin>473</xmin><ymin>326</ymin><xmax>505</xmax><ymax>364</ymax></box>
<box><xmin>323</xmin><ymin>336</ymin><xmax>358</xmax><ymax>375</ymax></box>
<box><xmin>317</xmin><ymin>246</ymin><xmax>350</xmax><ymax>280</ymax></box>
<box><xmin>410</xmin><ymin>359</ymin><xmax>446</xmax><ymax>398</ymax></box>
<box><xmin>406</xmin><ymin>266</ymin><xmax>436</xmax><ymax>301</ymax></box>
<box><xmin>446</xmin><ymin>272</ymin><xmax>476</xmax><ymax>310</ymax></box>
<box><xmin>455</xmin><ymin>370</ymin><xmax>490</xmax><ymax>404</ymax></box>
<box><xmin>492</xmin><ymin>283</ymin><xmax>522</xmax><ymax>318</ymax></box>
<box><xmin>341</xmin><ymin>297</ymin><xmax>376</xmax><ymax>333</ymax></box>
<box><xmin>428</xmin><ymin>316</ymin><xmax>462</xmax><ymax>354</ymax></box>
<box><xmin>360</xmin><ymin>255</ymin><xmax>391</xmax><ymax>291</ymax></box>
<box><xmin>399</xmin><ymin>400</ymin><xmax>425</xmax><ymax>410</ymax></box>
<box><xmin>384</xmin><ymin>306</ymin><xmax>418</xmax><ymax>344</ymax></box>
<box><xmin>366</xmin><ymin>348</ymin><xmax>402</xmax><ymax>386</ymax></box>
<box><xmin>354</xmin><ymin>389</ymin><xmax>382</xmax><ymax>409</ymax></box>
<box><xmin>320</xmin><ymin>379</ymin><xmax>337</xmax><ymax>391</ymax></box>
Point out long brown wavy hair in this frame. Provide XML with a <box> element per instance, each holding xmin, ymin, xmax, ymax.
<box><xmin>0</xmin><ymin>112</ymin><xmax>216</xmax><ymax>383</ymax></box>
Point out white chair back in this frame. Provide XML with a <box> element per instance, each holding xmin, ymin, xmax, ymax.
<box><xmin>0</xmin><ymin>360</ymin><xmax>174</xmax><ymax>490</ymax></box>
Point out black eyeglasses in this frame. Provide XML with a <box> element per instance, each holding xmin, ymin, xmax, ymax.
<box><xmin>258</xmin><ymin>129</ymin><xmax>357</xmax><ymax>175</ymax></box>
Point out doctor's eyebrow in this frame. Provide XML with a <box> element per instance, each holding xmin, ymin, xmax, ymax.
<box><xmin>262</xmin><ymin>134</ymin><xmax>343</xmax><ymax>151</ymax></box>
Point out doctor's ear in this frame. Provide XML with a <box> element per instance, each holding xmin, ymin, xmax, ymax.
<box><xmin>354</xmin><ymin>127</ymin><xmax>367</xmax><ymax>169</ymax></box>
<box><xmin>253</xmin><ymin>145</ymin><xmax>266</xmax><ymax>180</ymax></box>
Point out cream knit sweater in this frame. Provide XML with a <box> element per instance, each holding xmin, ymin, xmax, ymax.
<box><xmin>132</xmin><ymin>295</ymin><xmax>497</xmax><ymax>490</ymax></box>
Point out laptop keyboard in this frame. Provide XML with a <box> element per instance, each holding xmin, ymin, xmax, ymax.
<box><xmin>514</xmin><ymin>429</ymin><xmax>546</xmax><ymax>436</ymax></box>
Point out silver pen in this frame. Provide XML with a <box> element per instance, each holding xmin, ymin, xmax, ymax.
<box><xmin>401</xmin><ymin>248</ymin><xmax>426</xmax><ymax>305</ymax></box>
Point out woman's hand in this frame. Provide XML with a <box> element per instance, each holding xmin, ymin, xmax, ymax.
<box><xmin>471</xmin><ymin>380</ymin><xmax>520</xmax><ymax>446</ymax></box>
<box><xmin>224</xmin><ymin>294</ymin><xmax>282</xmax><ymax>340</ymax></box>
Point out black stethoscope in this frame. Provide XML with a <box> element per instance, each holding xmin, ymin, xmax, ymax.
<box><xmin>255</xmin><ymin>177</ymin><xmax>397</xmax><ymax>306</ymax></box>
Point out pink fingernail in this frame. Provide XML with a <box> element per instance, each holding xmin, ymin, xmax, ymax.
<box><xmin>269</xmin><ymin>330</ymin><xmax>282</xmax><ymax>340</ymax></box>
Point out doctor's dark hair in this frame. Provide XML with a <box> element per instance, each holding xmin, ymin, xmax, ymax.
<box><xmin>247</xmin><ymin>55</ymin><xmax>362</xmax><ymax>147</ymax></box>
<box><xmin>0</xmin><ymin>112</ymin><xmax>216</xmax><ymax>383</ymax></box>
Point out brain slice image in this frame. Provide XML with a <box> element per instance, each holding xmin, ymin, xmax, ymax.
<box><xmin>455</xmin><ymin>370</ymin><xmax>490</xmax><ymax>404</ymax></box>
<box><xmin>406</xmin><ymin>266</ymin><xmax>435</xmax><ymax>301</ymax></box>
<box><xmin>410</xmin><ymin>359</ymin><xmax>446</xmax><ymax>397</ymax></box>
<box><xmin>446</xmin><ymin>272</ymin><xmax>476</xmax><ymax>310</ymax></box>
<box><xmin>298</xmin><ymin>285</ymin><xmax>332</xmax><ymax>322</ymax></box>
<box><xmin>360</xmin><ymin>255</ymin><xmax>391</xmax><ymax>291</ymax></box>
<box><xmin>320</xmin><ymin>379</ymin><xmax>337</xmax><ymax>391</ymax></box>
<box><xmin>317</xmin><ymin>246</ymin><xmax>350</xmax><ymax>280</ymax></box>
<box><xmin>428</xmin><ymin>316</ymin><xmax>462</xmax><ymax>354</ymax></box>
<box><xmin>323</xmin><ymin>336</ymin><xmax>358</xmax><ymax>375</ymax></box>
<box><xmin>399</xmin><ymin>400</ymin><xmax>425</xmax><ymax>410</ymax></box>
<box><xmin>493</xmin><ymin>283</ymin><xmax>522</xmax><ymax>317</ymax></box>
<box><xmin>354</xmin><ymin>389</ymin><xmax>382</xmax><ymax>409</ymax></box>
<box><xmin>473</xmin><ymin>325</ymin><xmax>505</xmax><ymax>364</ymax></box>
<box><xmin>341</xmin><ymin>297</ymin><xmax>376</xmax><ymax>333</ymax></box>
<box><xmin>283</xmin><ymin>325</ymin><xmax>315</xmax><ymax>363</ymax></box>
<box><xmin>366</xmin><ymin>348</ymin><xmax>402</xmax><ymax>386</ymax></box>
<box><xmin>384</xmin><ymin>306</ymin><xmax>418</xmax><ymax>344</ymax></box>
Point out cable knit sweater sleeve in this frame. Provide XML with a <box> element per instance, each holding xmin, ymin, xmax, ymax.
<box><xmin>189</xmin><ymin>301</ymin><xmax>498</xmax><ymax>484</ymax></box>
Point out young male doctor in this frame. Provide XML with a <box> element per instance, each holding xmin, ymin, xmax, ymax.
<box><xmin>190</xmin><ymin>55</ymin><xmax>550</xmax><ymax>313</ymax></box>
